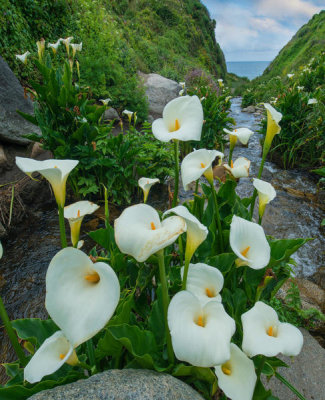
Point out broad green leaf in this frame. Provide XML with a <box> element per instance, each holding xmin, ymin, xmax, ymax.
<box><xmin>253</xmin><ymin>380</ymin><xmax>273</xmax><ymax>400</ymax></box>
<box><xmin>11</xmin><ymin>319</ymin><xmax>58</xmax><ymax>347</ymax></box>
<box><xmin>268</xmin><ymin>238</ymin><xmax>311</xmax><ymax>267</ymax></box>
<box><xmin>172</xmin><ymin>364</ymin><xmax>216</xmax><ymax>384</ymax></box>
<box><xmin>207</xmin><ymin>253</ymin><xmax>236</xmax><ymax>275</ymax></box>
<box><xmin>148</xmin><ymin>284</ymin><xmax>165</xmax><ymax>346</ymax></box>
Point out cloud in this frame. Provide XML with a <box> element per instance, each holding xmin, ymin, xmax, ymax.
<box><xmin>255</xmin><ymin>0</ymin><xmax>321</xmax><ymax>20</ymax></box>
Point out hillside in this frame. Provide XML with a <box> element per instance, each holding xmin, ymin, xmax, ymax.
<box><xmin>260</xmin><ymin>10</ymin><xmax>325</xmax><ymax>79</ymax></box>
<box><xmin>0</xmin><ymin>0</ymin><xmax>226</xmax><ymax>117</ymax></box>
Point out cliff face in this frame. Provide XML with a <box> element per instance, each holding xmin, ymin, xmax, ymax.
<box><xmin>260</xmin><ymin>10</ymin><xmax>325</xmax><ymax>79</ymax></box>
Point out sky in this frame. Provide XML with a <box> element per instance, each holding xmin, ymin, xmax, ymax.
<box><xmin>201</xmin><ymin>0</ymin><xmax>324</xmax><ymax>61</ymax></box>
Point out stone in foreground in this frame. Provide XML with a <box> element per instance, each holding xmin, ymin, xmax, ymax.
<box><xmin>28</xmin><ymin>369</ymin><xmax>204</xmax><ymax>400</ymax></box>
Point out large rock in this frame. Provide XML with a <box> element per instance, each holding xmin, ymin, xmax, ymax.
<box><xmin>139</xmin><ymin>72</ymin><xmax>181</xmax><ymax>121</ymax></box>
<box><xmin>264</xmin><ymin>328</ymin><xmax>325</xmax><ymax>400</ymax></box>
<box><xmin>28</xmin><ymin>369</ymin><xmax>204</xmax><ymax>400</ymax></box>
<box><xmin>0</xmin><ymin>56</ymin><xmax>40</xmax><ymax>145</ymax></box>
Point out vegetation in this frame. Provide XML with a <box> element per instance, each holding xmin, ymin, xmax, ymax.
<box><xmin>0</xmin><ymin>0</ymin><xmax>226</xmax><ymax>117</ymax></box>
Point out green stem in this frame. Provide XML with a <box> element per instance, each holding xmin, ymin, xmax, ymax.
<box><xmin>78</xmin><ymin>361</ymin><xmax>92</xmax><ymax>371</ymax></box>
<box><xmin>58</xmin><ymin>205</ymin><xmax>67</xmax><ymax>248</ymax></box>
<box><xmin>86</xmin><ymin>338</ymin><xmax>96</xmax><ymax>370</ymax></box>
<box><xmin>104</xmin><ymin>186</ymin><xmax>109</xmax><ymax>229</ymax></box>
<box><xmin>249</xmin><ymin>153</ymin><xmax>266</xmax><ymax>219</ymax></box>
<box><xmin>0</xmin><ymin>296</ymin><xmax>27</xmax><ymax>365</ymax></box>
<box><xmin>182</xmin><ymin>257</ymin><xmax>190</xmax><ymax>290</ymax></box>
<box><xmin>172</xmin><ymin>140</ymin><xmax>179</xmax><ymax>208</ymax></box>
<box><xmin>258</xmin><ymin>214</ymin><xmax>262</xmax><ymax>225</ymax></box>
<box><xmin>210</xmin><ymin>182</ymin><xmax>224</xmax><ymax>253</ymax></box>
<box><xmin>157</xmin><ymin>250</ymin><xmax>174</xmax><ymax>364</ymax></box>
<box><xmin>275</xmin><ymin>372</ymin><xmax>307</xmax><ymax>400</ymax></box>
<box><xmin>178</xmin><ymin>236</ymin><xmax>184</xmax><ymax>267</ymax></box>
<box><xmin>228</xmin><ymin>147</ymin><xmax>234</xmax><ymax>166</ymax></box>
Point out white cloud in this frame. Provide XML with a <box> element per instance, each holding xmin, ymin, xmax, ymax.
<box><xmin>255</xmin><ymin>0</ymin><xmax>321</xmax><ymax>20</ymax></box>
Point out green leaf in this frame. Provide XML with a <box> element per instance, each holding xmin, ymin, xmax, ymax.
<box><xmin>16</xmin><ymin>110</ymin><xmax>38</xmax><ymax>126</ymax></box>
<box><xmin>268</xmin><ymin>238</ymin><xmax>311</xmax><ymax>267</ymax></box>
<box><xmin>11</xmin><ymin>319</ymin><xmax>58</xmax><ymax>347</ymax></box>
<box><xmin>253</xmin><ymin>380</ymin><xmax>273</xmax><ymax>400</ymax></box>
<box><xmin>207</xmin><ymin>253</ymin><xmax>237</xmax><ymax>275</ymax></box>
<box><xmin>172</xmin><ymin>364</ymin><xmax>216</xmax><ymax>384</ymax></box>
<box><xmin>148</xmin><ymin>284</ymin><xmax>165</xmax><ymax>346</ymax></box>
<box><xmin>88</xmin><ymin>227</ymin><xmax>114</xmax><ymax>250</ymax></box>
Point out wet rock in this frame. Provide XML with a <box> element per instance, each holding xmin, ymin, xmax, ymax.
<box><xmin>0</xmin><ymin>56</ymin><xmax>40</xmax><ymax>145</ymax></box>
<box><xmin>30</xmin><ymin>142</ymin><xmax>51</xmax><ymax>159</ymax></box>
<box><xmin>264</xmin><ymin>328</ymin><xmax>325</xmax><ymax>400</ymax></box>
<box><xmin>139</xmin><ymin>72</ymin><xmax>181</xmax><ymax>120</ymax></box>
<box><xmin>313</xmin><ymin>267</ymin><xmax>325</xmax><ymax>291</ymax></box>
<box><xmin>28</xmin><ymin>369</ymin><xmax>204</xmax><ymax>400</ymax></box>
<box><xmin>0</xmin><ymin>221</ymin><xmax>6</xmax><ymax>238</ymax></box>
<box><xmin>103</xmin><ymin>107</ymin><xmax>120</xmax><ymax>121</ymax></box>
<box><xmin>242</xmin><ymin>105</ymin><xmax>255</xmax><ymax>113</ymax></box>
<box><xmin>297</xmin><ymin>278</ymin><xmax>325</xmax><ymax>312</ymax></box>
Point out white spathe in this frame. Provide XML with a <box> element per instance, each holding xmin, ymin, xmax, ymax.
<box><xmin>15</xmin><ymin>157</ymin><xmax>79</xmax><ymax>207</ymax></box>
<box><xmin>181</xmin><ymin>149</ymin><xmax>224</xmax><ymax>190</ymax></box>
<box><xmin>138</xmin><ymin>177</ymin><xmax>160</xmax><ymax>203</ymax></box>
<box><xmin>48</xmin><ymin>39</ymin><xmax>61</xmax><ymax>53</ymax></box>
<box><xmin>163</xmin><ymin>206</ymin><xmax>208</xmax><ymax>261</ymax></box>
<box><xmin>61</xmin><ymin>36</ymin><xmax>73</xmax><ymax>53</ymax></box>
<box><xmin>99</xmin><ymin>98</ymin><xmax>111</xmax><ymax>106</ymax></box>
<box><xmin>45</xmin><ymin>248</ymin><xmax>120</xmax><ymax>348</ymax></box>
<box><xmin>70</xmin><ymin>42</ymin><xmax>82</xmax><ymax>57</ymax></box>
<box><xmin>287</xmin><ymin>74</ymin><xmax>294</xmax><ymax>79</ymax></box>
<box><xmin>181</xmin><ymin>263</ymin><xmax>223</xmax><ymax>305</ymax></box>
<box><xmin>64</xmin><ymin>201</ymin><xmax>99</xmax><ymax>246</ymax></box>
<box><xmin>253</xmin><ymin>178</ymin><xmax>276</xmax><ymax>217</ymax></box>
<box><xmin>223</xmin><ymin>128</ymin><xmax>254</xmax><ymax>145</ymax></box>
<box><xmin>307</xmin><ymin>98</ymin><xmax>318</xmax><ymax>105</ymax></box>
<box><xmin>24</xmin><ymin>331</ymin><xmax>74</xmax><ymax>383</ymax></box>
<box><xmin>263</xmin><ymin>103</ymin><xmax>282</xmax><ymax>150</ymax></box>
<box><xmin>152</xmin><ymin>96</ymin><xmax>203</xmax><ymax>142</ymax></box>
<box><xmin>242</xmin><ymin>301</ymin><xmax>304</xmax><ymax>358</ymax></box>
<box><xmin>224</xmin><ymin>157</ymin><xmax>251</xmax><ymax>178</ymax></box>
<box><xmin>168</xmin><ymin>290</ymin><xmax>235</xmax><ymax>367</ymax></box>
<box><xmin>114</xmin><ymin>204</ymin><xmax>186</xmax><ymax>262</ymax></box>
<box><xmin>16</xmin><ymin>51</ymin><xmax>31</xmax><ymax>64</ymax></box>
<box><xmin>214</xmin><ymin>343</ymin><xmax>257</xmax><ymax>400</ymax></box>
<box><xmin>230</xmin><ymin>215</ymin><xmax>270</xmax><ymax>269</ymax></box>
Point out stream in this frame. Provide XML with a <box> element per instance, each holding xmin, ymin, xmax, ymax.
<box><xmin>0</xmin><ymin>97</ymin><xmax>324</xmax><ymax>378</ymax></box>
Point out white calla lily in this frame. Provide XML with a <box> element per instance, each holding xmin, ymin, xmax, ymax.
<box><xmin>230</xmin><ymin>215</ymin><xmax>270</xmax><ymax>269</ymax></box>
<box><xmin>152</xmin><ymin>96</ymin><xmax>203</xmax><ymax>142</ymax></box>
<box><xmin>48</xmin><ymin>39</ymin><xmax>61</xmax><ymax>54</ymax></box>
<box><xmin>168</xmin><ymin>290</ymin><xmax>235</xmax><ymax>367</ymax></box>
<box><xmin>215</xmin><ymin>343</ymin><xmax>257</xmax><ymax>400</ymax></box>
<box><xmin>99</xmin><ymin>98</ymin><xmax>111</xmax><ymax>106</ymax></box>
<box><xmin>181</xmin><ymin>149</ymin><xmax>224</xmax><ymax>190</ymax></box>
<box><xmin>179</xmin><ymin>89</ymin><xmax>184</xmax><ymax>96</ymax></box>
<box><xmin>163</xmin><ymin>206</ymin><xmax>208</xmax><ymax>263</ymax></box>
<box><xmin>70</xmin><ymin>42</ymin><xmax>82</xmax><ymax>57</ymax></box>
<box><xmin>263</xmin><ymin>103</ymin><xmax>282</xmax><ymax>152</ymax></box>
<box><xmin>287</xmin><ymin>73</ymin><xmax>294</xmax><ymax>79</ymax></box>
<box><xmin>36</xmin><ymin>39</ymin><xmax>45</xmax><ymax>60</ymax></box>
<box><xmin>61</xmin><ymin>36</ymin><xmax>73</xmax><ymax>53</ymax></box>
<box><xmin>24</xmin><ymin>331</ymin><xmax>78</xmax><ymax>383</ymax></box>
<box><xmin>223</xmin><ymin>128</ymin><xmax>254</xmax><ymax>146</ymax></box>
<box><xmin>179</xmin><ymin>82</ymin><xmax>186</xmax><ymax>89</ymax></box>
<box><xmin>224</xmin><ymin>157</ymin><xmax>251</xmax><ymax>178</ymax></box>
<box><xmin>15</xmin><ymin>157</ymin><xmax>78</xmax><ymax>207</ymax></box>
<box><xmin>181</xmin><ymin>263</ymin><xmax>223</xmax><ymax>305</ymax></box>
<box><xmin>242</xmin><ymin>301</ymin><xmax>304</xmax><ymax>358</ymax></box>
<box><xmin>138</xmin><ymin>177</ymin><xmax>160</xmax><ymax>203</ymax></box>
<box><xmin>122</xmin><ymin>109</ymin><xmax>133</xmax><ymax>124</ymax></box>
<box><xmin>307</xmin><ymin>98</ymin><xmax>318</xmax><ymax>105</ymax></box>
<box><xmin>64</xmin><ymin>201</ymin><xmax>99</xmax><ymax>247</ymax></box>
<box><xmin>45</xmin><ymin>248</ymin><xmax>120</xmax><ymax>348</ymax></box>
<box><xmin>218</xmin><ymin>79</ymin><xmax>224</xmax><ymax>87</ymax></box>
<box><xmin>114</xmin><ymin>204</ymin><xmax>186</xmax><ymax>262</ymax></box>
<box><xmin>297</xmin><ymin>86</ymin><xmax>304</xmax><ymax>92</ymax></box>
<box><xmin>15</xmin><ymin>51</ymin><xmax>31</xmax><ymax>64</ymax></box>
<box><xmin>253</xmin><ymin>178</ymin><xmax>276</xmax><ymax>218</ymax></box>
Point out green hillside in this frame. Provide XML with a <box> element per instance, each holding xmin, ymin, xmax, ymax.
<box><xmin>0</xmin><ymin>0</ymin><xmax>226</xmax><ymax>116</ymax></box>
<box><xmin>260</xmin><ymin>10</ymin><xmax>325</xmax><ymax>79</ymax></box>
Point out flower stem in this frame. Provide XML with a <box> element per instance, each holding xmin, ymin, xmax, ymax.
<box><xmin>209</xmin><ymin>182</ymin><xmax>224</xmax><ymax>253</ymax></box>
<box><xmin>0</xmin><ymin>296</ymin><xmax>27</xmax><ymax>366</ymax></box>
<box><xmin>104</xmin><ymin>185</ymin><xmax>109</xmax><ymax>229</ymax></box>
<box><xmin>178</xmin><ymin>236</ymin><xmax>184</xmax><ymax>267</ymax></box>
<box><xmin>249</xmin><ymin>153</ymin><xmax>266</xmax><ymax>219</ymax></box>
<box><xmin>157</xmin><ymin>250</ymin><xmax>174</xmax><ymax>364</ymax></box>
<box><xmin>86</xmin><ymin>338</ymin><xmax>96</xmax><ymax>371</ymax></box>
<box><xmin>228</xmin><ymin>147</ymin><xmax>234</xmax><ymax>166</ymax></box>
<box><xmin>182</xmin><ymin>257</ymin><xmax>190</xmax><ymax>290</ymax></box>
<box><xmin>275</xmin><ymin>371</ymin><xmax>307</xmax><ymax>400</ymax></box>
<box><xmin>58</xmin><ymin>205</ymin><xmax>67</xmax><ymax>248</ymax></box>
<box><xmin>172</xmin><ymin>140</ymin><xmax>179</xmax><ymax>208</ymax></box>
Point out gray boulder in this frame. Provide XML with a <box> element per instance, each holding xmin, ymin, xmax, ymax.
<box><xmin>139</xmin><ymin>72</ymin><xmax>181</xmax><ymax>120</ymax></box>
<box><xmin>103</xmin><ymin>107</ymin><xmax>120</xmax><ymax>121</ymax></box>
<box><xmin>0</xmin><ymin>56</ymin><xmax>40</xmax><ymax>145</ymax></box>
<box><xmin>28</xmin><ymin>369</ymin><xmax>204</xmax><ymax>400</ymax></box>
<box><xmin>242</xmin><ymin>105</ymin><xmax>255</xmax><ymax>113</ymax></box>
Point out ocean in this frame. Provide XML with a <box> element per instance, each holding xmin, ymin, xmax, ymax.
<box><xmin>226</xmin><ymin>61</ymin><xmax>271</xmax><ymax>80</ymax></box>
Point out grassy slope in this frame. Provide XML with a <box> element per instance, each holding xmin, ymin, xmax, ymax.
<box><xmin>260</xmin><ymin>10</ymin><xmax>325</xmax><ymax>79</ymax></box>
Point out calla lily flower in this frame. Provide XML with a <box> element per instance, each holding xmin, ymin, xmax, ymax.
<box><xmin>122</xmin><ymin>109</ymin><xmax>133</xmax><ymax>124</ymax></box>
<box><xmin>138</xmin><ymin>177</ymin><xmax>160</xmax><ymax>203</ymax></box>
<box><xmin>15</xmin><ymin>51</ymin><xmax>31</xmax><ymax>64</ymax></box>
<box><xmin>307</xmin><ymin>98</ymin><xmax>318</xmax><ymax>105</ymax></box>
<box><xmin>242</xmin><ymin>301</ymin><xmax>304</xmax><ymax>358</ymax></box>
<box><xmin>99</xmin><ymin>98</ymin><xmax>111</xmax><ymax>106</ymax></box>
<box><xmin>297</xmin><ymin>86</ymin><xmax>304</xmax><ymax>92</ymax></box>
<box><xmin>15</xmin><ymin>157</ymin><xmax>79</xmax><ymax>207</ymax></box>
<box><xmin>114</xmin><ymin>204</ymin><xmax>186</xmax><ymax>262</ymax></box>
<box><xmin>36</xmin><ymin>39</ymin><xmax>45</xmax><ymax>60</ymax></box>
<box><xmin>64</xmin><ymin>201</ymin><xmax>99</xmax><ymax>247</ymax></box>
<box><xmin>214</xmin><ymin>343</ymin><xmax>257</xmax><ymax>400</ymax></box>
<box><xmin>46</xmin><ymin>248</ymin><xmax>120</xmax><ymax>348</ymax></box>
<box><xmin>253</xmin><ymin>178</ymin><xmax>276</xmax><ymax>218</ymax></box>
<box><xmin>168</xmin><ymin>290</ymin><xmax>235</xmax><ymax>367</ymax></box>
<box><xmin>24</xmin><ymin>331</ymin><xmax>78</xmax><ymax>383</ymax></box>
<box><xmin>218</xmin><ymin>79</ymin><xmax>224</xmax><ymax>87</ymax></box>
<box><xmin>70</xmin><ymin>42</ymin><xmax>82</xmax><ymax>57</ymax></box>
<box><xmin>230</xmin><ymin>215</ymin><xmax>270</xmax><ymax>269</ymax></box>
<box><xmin>181</xmin><ymin>149</ymin><xmax>224</xmax><ymax>190</ymax></box>
<box><xmin>223</xmin><ymin>128</ymin><xmax>254</xmax><ymax>146</ymax></box>
<box><xmin>179</xmin><ymin>89</ymin><xmax>184</xmax><ymax>96</ymax></box>
<box><xmin>263</xmin><ymin>103</ymin><xmax>282</xmax><ymax>152</ymax></box>
<box><xmin>163</xmin><ymin>206</ymin><xmax>208</xmax><ymax>263</ymax></box>
<box><xmin>179</xmin><ymin>82</ymin><xmax>186</xmax><ymax>89</ymax></box>
<box><xmin>152</xmin><ymin>96</ymin><xmax>203</xmax><ymax>142</ymax></box>
<box><xmin>287</xmin><ymin>73</ymin><xmax>294</xmax><ymax>79</ymax></box>
<box><xmin>48</xmin><ymin>39</ymin><xmax>61</xmax><ymax>54</ymax></box>
<box><xmin>224</xmin><ymin>157</ymin><xmax>251</xmax><ymax>178</ymax></box>
<box><xmin>61</xmin><ymin>37</ymin><xmax>74</xmax><ymax>54</ymax></box>
<box><xmin>181</xmin><ymin>263</ymin><xmax>223</xmax><ymax>305</ymax></box>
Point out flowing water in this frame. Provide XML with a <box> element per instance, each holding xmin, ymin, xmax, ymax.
<box><xmin>0</xmin><ymin>97</ymin><xmax>324</xmax><ymax>377</ymax></box>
